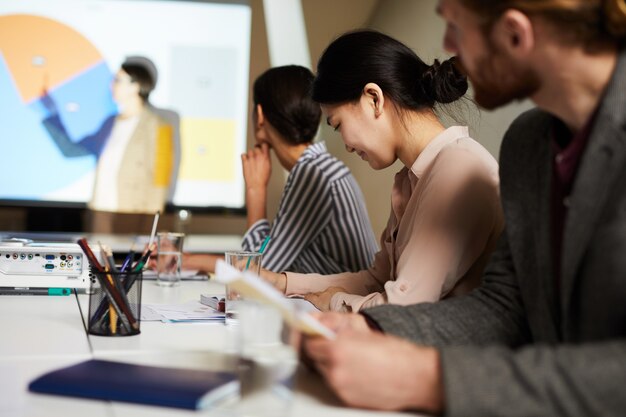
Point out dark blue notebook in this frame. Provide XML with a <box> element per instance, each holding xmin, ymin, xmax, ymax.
<box><xmin>29</xmin><ymin>359</ymin><xmax>238</xmax><ymax>410</ymax></box>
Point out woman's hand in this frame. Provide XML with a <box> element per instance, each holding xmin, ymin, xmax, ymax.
<box><xmin>242</xmin><ymin>143</ymin><xmax>271</xmax><ymax>227</ymax></box>
<box><xmin>182</xmin><ymin>253</ymin><xmax>222</xmax><ymax>274</ymax></box>
<box><xmin>259</xmin><ymin>268</ymin><xmax>287</xmax><ymax>293</ymax></box>
<box><xmin>304</xmin><ymin>287</ymin><xmax>347</xmax><ymax>311</ymax></box>
<box><xmin>242</xmin><ymin>142</ymin><xmax>272</xmax><ymax>190</ymax></box>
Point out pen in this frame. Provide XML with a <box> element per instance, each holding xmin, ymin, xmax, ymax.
<box><xmin>120</xmin><ymin>243</ymin><xmax>136</xmax><ymax>273</ymax></box>
<box><xmin>245</xmin><ymin>235</ymin><xmax>271</xmax><ymax>270</ymax></box>
<box><xmin>0</xmin><ymin>287</ymin><xmax>71</xmax><ymax>296</ymax></box>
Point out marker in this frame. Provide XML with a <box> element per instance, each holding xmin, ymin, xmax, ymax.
<box><xmin>245</xmin><ymin>235</ymin><xmax>271</xmax><ymax>270</ymax></box>
<box><xmin>0</xmin><ymin>287</ymin><xmax>71</xmax><ymax>296</ymax></box>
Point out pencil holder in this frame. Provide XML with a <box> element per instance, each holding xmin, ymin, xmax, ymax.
<box><xmin>87</xmin><ymin>270</ymin><xmax>142</xmax><ymax>337</ymax></box>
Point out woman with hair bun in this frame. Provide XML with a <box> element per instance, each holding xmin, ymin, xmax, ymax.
<box><xmin>263</xmin><ymin>30</ymin><xmax>504</xmax><ymax>312</ymax></box>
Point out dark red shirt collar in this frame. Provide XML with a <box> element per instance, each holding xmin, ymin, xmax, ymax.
<box><xmin>551</xmin><ymin>110</ymin><xmax>598</xmax><ymax>300</ymax></box>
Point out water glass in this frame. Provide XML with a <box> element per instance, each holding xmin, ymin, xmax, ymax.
<box><xmin>224</xmin><ymin>251</ymin><xmax>262</xmax><ymax>325</ymax></box>
<box><xmin>156</xmin><ymin>232</ymin><xmax>185</xmax><ymax>287</ymax></box>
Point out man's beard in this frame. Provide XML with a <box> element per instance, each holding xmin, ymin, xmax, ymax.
<box><xmin>457</xmin><ymin>48</ymin><xmax>541</xmax><ymax>110</ymax></box>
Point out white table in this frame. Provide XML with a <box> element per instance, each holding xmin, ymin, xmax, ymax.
<box><xmin>0</xmin><ymin>280</ymin><xmax>424</xmax><ymax>417</ymax></box>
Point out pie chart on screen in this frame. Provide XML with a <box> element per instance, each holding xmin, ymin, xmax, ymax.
<box><xmin>0</xmin><ymin>14</ymin><xmax>116</xmax><ymax>202</ymax></box>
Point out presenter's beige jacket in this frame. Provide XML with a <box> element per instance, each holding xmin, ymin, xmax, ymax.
<box><xmin>88</xmin><ymin>108</ymin><xmax>174</xmax><ymax>214</ymax></box>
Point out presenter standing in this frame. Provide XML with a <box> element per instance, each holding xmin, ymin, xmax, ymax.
<box><xmin>42</xmin><ymin>57</ymin><xmax>176</xmax><ymax>233</ymax></box>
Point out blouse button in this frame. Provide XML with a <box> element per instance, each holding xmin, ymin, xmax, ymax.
<box><xmin>399</xmin><ymin>284</ymin><xmax>407</xmax><ymax>291</ymax></box>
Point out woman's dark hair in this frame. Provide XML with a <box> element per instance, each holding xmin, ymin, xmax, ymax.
<box><xmin>312</xmin><ymin>30</ymin><xmax>468</xmax><ymax>112</ymax></box>
<box><xmin>253</xmin><ymin>65</ymin><xmax>321</xmax><ymax>144</ymax></box>
<box><xmin>121</xmin><ymin>61</ymin><xmax>156</xmax><ymax>102</ymax></box>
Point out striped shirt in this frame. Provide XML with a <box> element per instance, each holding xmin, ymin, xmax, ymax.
<box><xmin>242</xmin><ymin>141</ymin><xmax>378</xmax><ymax>274</ymax></box>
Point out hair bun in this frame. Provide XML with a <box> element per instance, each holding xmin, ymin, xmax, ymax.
<box><xmin>604</xmin><ymin>0</ymin><xmax>626</xmax><ymax>37</ymax></box>
<box><xmin>420</xmin><ymin>57</ymin><xmax>468</xmax><ymax>105</ymax></box>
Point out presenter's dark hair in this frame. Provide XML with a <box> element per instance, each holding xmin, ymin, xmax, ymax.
<box><xmin>121</xmin><ymin>62</ymin><xmax>156</xmax><ymax>102</ymax></box>
<box><xmin>312</xmin><ymin>30</ymin><xmax>468</xmax><ymax>112</ymax></box>
<box><xmin>253</xmin><ymin>65</ymin><xmax>321</xmax><ymax>144</ymax></box>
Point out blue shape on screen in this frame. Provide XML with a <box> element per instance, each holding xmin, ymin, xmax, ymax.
<box><xmin>0</xmin><ymin>55</ymin><xmax>116</xmax><ymax>202</ymax></box>
<box><xmin>38</xmin><ymin>61</ymin><xmax>117</xmax><ymax>140</ymax></box>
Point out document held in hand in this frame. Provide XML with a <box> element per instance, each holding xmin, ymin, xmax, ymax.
<box><xmin>29</xmin><ymin>359</ymin><xmax>238</xmax><ymax>410</ymax></box>
<box><xmin>214</xmin><ymin>260</ymin><xmax>335</xmax><ymax>339</ymax></box>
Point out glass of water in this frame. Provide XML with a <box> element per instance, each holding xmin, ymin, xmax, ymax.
<box><xmin>224</xmin><ymin>251</ymin><xmax>262</xmax><ymax>325</ymax></box>
<box><xmin>156</xmin><ymin>232</ymin><xmax>185</xmax><ymax>287</ymax></box>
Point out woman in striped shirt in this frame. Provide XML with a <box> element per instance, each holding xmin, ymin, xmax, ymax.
<box><xmin>184</xmin><ymin>65</ymin><xmax>377</xmax><ymax>274</ymax></box>
<box><xmin>261</xmin><ymin>31</ymin><xmax>504</xmax><ymax>312</ymax></box>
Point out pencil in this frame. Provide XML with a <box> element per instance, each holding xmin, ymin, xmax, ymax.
<box><xmin>148</xmin><ymin>211</ymin><xmax>160</xmax><ymax>249</ymax></box>
<box><xmin>99</xmin><ymin>242</ymin><xmax>118</xmax><ymax>334</ymax></box>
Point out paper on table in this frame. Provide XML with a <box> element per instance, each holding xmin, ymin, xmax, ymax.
<box><xmin>200</xmin><ymin>294</ymin><xmax>221</xmax><ymax>310</ymax></box>
<box><xmin>141</xmin><ymin>302</ymin><xmax>225</xmax><ymax>322</ymax></box>
<box><xmin>286</xmin><ymin>296</ymin><xmax>320</xmax><ymax>314</ymax></box>
<box><xmin>214</xmin><ymin>260</ymin><xmax>335</xmax><ymax>339</ymax></box>
<box><xmin>141</xmin><ymin>305</ymin><xmax>165</xmax><ymax>321</ymax></box>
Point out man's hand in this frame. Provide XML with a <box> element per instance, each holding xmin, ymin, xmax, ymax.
<box><xmin>304</xmin><ymin>286</ymin><xmax>347</xmax><ymax>311</ymax></box>
<box><xmin>304</xmin><ymin>331</ymin><xmax>444</xmax><ymax>413</ymax></box>
<box><xmin>259</xmin><ymin>268</ymin><xmax>287</xmax><ymax>293</ymax></box>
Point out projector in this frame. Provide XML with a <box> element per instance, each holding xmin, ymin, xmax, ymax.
<box><xmin>0</xmin><ymin>240</ymin><xmax>96</xmax><ymax>289</ymax></box>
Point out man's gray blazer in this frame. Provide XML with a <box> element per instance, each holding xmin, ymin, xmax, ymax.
<box><xmin>364</xmin><ymin>49</ymin><xmax>626</xmax><ymax>417</ymax></box>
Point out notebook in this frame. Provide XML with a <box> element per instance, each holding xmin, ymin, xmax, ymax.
<box><xmin>29</xmin><ymin>359</ymin><xmax>238</xmax><ymax>410</ymax></box>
